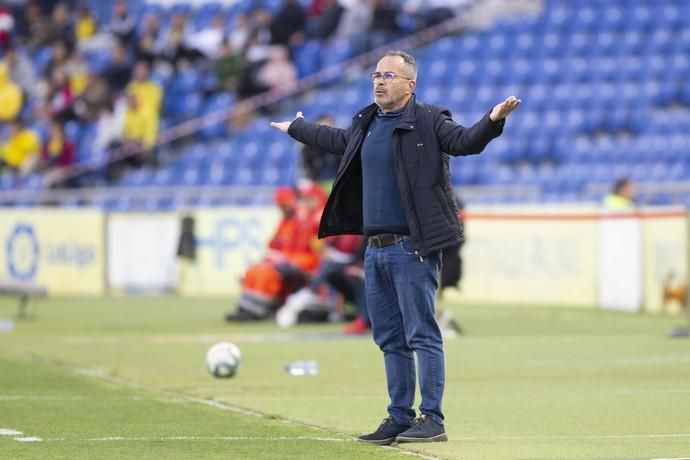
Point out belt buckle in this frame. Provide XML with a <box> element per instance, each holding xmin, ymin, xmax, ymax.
<box><xmin>369</xmin><ymin>235</ymin><xmax>383</xmax><ymax>249</ymax></box>
<box><xmin>370</xmin><ymin>234</ymin><xmax>383</xmax><ymax>248</ymax></box>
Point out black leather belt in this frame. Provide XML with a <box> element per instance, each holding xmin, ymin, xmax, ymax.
<box><xmin>368</xmin><ymin>233</ymin><xmax>408</xmax><ymax>248</ymax></box>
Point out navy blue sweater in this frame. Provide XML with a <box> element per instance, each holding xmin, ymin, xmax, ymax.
<box><xmin>361</xmin><ymin>109</ymin><xmax>410</xmax><ymax>236</ymax></box>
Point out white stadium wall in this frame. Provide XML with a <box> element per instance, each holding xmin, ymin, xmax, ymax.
<box><xmin>458</xmin><ymin>206</ymin><xmax>600</xmax><ymax>308</ymax></box>
<box><xmin>0</xmin><ymin>205</ymin><xmax>687</xmax><ymax>315</ymax></box>
<box><xmin>105</xmin><ymin>207</ymin><xmax>280</xmax><ymax>296</ymax></box>
<box><xmin>454</xmin><ymin>206</ymin><xmax>688</xmax><ymax>313</ymax></box>
<box><xmin>174</xmin><ymin>206</ymin><xmax>280</xmax><ymax>297</ymax></box>
<box><xmin>107</xmin><ymin>213</ymin><xmax>181</xmax><ymax>293</ymax></box>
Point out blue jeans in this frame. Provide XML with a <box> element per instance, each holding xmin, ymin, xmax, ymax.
<box><xmin>364</xmin><ymin>238</ymin><xmax>445</xmax><ymax>425</ymax></box>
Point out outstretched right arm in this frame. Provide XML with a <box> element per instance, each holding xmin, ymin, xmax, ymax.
<box><xmin>270</xmin><ymin>112</ymin><xmax>351</xmax><ymax>156</ymax></box>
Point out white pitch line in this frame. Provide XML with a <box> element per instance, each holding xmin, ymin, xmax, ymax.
<box><xmin>0</xmin><ymin>396</ymin><xmax>84</xmax><ymax>401</ymax></box>
<box><xmin>455</xmin><ymin>433</ymin><xmax>690</xmax><ymax>442</ymax></box>
<box><xmin>33</xmin><ymin>435</ymin><xmax>438</xmax><ymax>460</ymax></box>
<box><xmin>595</xmin><ymin>389</ymin><xmax>690</xmax><ymax>395</ymax></box>
<box><xmin>0</xmin><ymin>395</ymin><xmax>146</xmax><ymax>402</ymax></box>
<box><xmin>651</xmin><ymin>457</ymin><xmax>690</xmax><ymax>460</ymax></box>
<box><xmin>39</xmin><ymin>435</ymin><xmax>350</xmax><ymax>443</ymax></box>
<box><xmin>21</xmin><ymin>356</ymin><xmax>442</xmax><ymax>460</ymax></box>
<box><xmin>0</xmin><ymin>428</ymin><xmax>23</xmax><ymax>436</ymax></box>
<box><xmin>14</xmin><ymin>437</ymin><xmax>42</xmax><ymax>443</ymax></box>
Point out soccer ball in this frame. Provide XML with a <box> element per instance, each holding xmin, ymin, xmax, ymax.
<box><xmin>205</xmin><ymin>342</ymin><xmax>241</xmax><ymax>378</ymax></box>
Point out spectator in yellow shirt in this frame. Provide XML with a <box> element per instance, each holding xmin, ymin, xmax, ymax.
<box><xmin>603</xmin><ymin>177</ymin><xmax>636</xmax><ymax>210</ymax></box>
<box><xmin>105</xmin><ymin>91</ymin><xmax>158</xmax><ymax>182</ymax></box>
<box><xmin>122</xmin><ymin>91</ymin><xmax>158</xmax><ymax>152</ymax></box>
<box><xmin>1</xmin><ymin>119</ymin><xmax>41</xmax><ymax>175</ymax></box>
<box><xmin>0</xmin><ymin>62</ymin><xmax>23</xmax><ymax>122</ymax></box>
<box><xmin>76</xmin><ymin>6</ymin><xmax>97</xmax><ymax>43</ymax></box>
<box><xmin>126</xmin><ymin>61</ymin><xmax>162</xmax><ymax>115</ymax></box>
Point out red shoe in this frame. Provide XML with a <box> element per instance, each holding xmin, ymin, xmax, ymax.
<box><xmin>343</xmin><ymin>316</ymin><xmax>370</xmax><ymax>334</ymax></box>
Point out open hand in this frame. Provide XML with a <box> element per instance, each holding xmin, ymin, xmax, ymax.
<box><xmin>490</xmin><ymin>96</ymin><xmax>521</xmax><ymax>122</ymax></box>
<box><xmin>270</xmin><ymin>111</ymin><xmax>304</xmax><ymax>133</ymax></box>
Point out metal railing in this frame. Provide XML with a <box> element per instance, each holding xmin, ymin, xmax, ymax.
<box><xmin>0</xmin><ymin>0</ymin><xmax>543</xmax><ymax>207</ymax></box>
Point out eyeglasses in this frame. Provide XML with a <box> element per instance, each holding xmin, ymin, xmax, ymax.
<box><xmin>370</xmin><ymin>71</ymin><xmax>414</xmax><ymax>82</ymax></box>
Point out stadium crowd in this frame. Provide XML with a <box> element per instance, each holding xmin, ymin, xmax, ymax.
<box><xmin>0</xmin><ymin>0</ymin><xmax>452</xmax><ymax>186</ymax></box>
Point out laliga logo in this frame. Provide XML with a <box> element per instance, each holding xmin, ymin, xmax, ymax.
<box><xmin>6</xmin><ymin>223</ymin><xmax>40</xmax><ymax>281</ymax></box>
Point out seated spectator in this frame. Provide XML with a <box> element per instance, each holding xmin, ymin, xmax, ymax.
<box><xmin>103</xmin><ymin>41</ymin><xmax>132</xmax><ymax>94</ymax></box>
<box><xmin>291</xmin><ymin>181</ymin><xmax>327</xmax><ymax>272</ymax></box>
<box><xmin>0</xmin><ymin>61</ymin><xmax>23</xmax><ymax>123</ymax></box>
<box><xmin>134</xmin><ymin>13</ymin><xmax>163</xmax><ymax>65</ymax></box>
<box><xmin>186</xmin><ymin>13</ymin><xmax>226</xmax><ymax>60</ymax></box>
<box><xmin>368</xmin><ymin>0</ymin><xmax>401</xmax><ymax>50</ymax></box>
<box><xmin>43</xmin><ymin>40</ymin><xmax>70</xmax><ymax>79</ymax></box>
<box><xmin>236</xmin><ymin>34</ymin><xmax>271</xmax><ymax>100</ymax></box>
<box><xmin>214</xmin><ymin>38</ymin><xmax>246</xmax><ymax>93</ymax></box>
<box><xmin>331</xmin><ymin>249</ymin><xmax>370</xmax><ymax>334</ymax></box>
<box><xmin>44</xmin><ymin>67</ymin><xmax>73</xmax><ymax>122</ymax></box>
<box><xmin>7</xmin><ymin>2</ymin><xmax>28</xmax><ymax>40</ymax></box>
<box><xmin>38</xmin><ymin>118</ymin><xmax>75</xmax><ymax>175</ymax></box>
<box><xmin>22</xmin><ymin>2</ymin><xmax>50</xmax><ymax>52</ymax></box>
<box><xmin>108</xmin><ymin>0</ymin><xmax>136</xmax><ymax>46</ymax></box>
<box><xmin>227</xmin><ymin>186</ymin><xmax>320</xmax><ymax>321</ymax></box>
<box><xmin>275</xmin><ymin>181</ymin><xmax>368</xmax><ymax>329</ymax></box>
<box><xmin>248</xmin><ymin>8</ymin><xmax>272</xmax><ymax>50</ymax></box>
<box><xmin>402</xmin><ymin>0</ymin><xmax>458</xmax><ymax>30</ymax></box>
<box><xmin>310</xmin><ymin>0</ymin><xmax>343</xmax><ymax>40</ymax></box>
<box><xmin>4</xmin><ymin>44</ymin><xmax>44</xmax><ymax>101</ymax></box>
<box><xmin>228</xmin><ymin>13</ymin><xmax>250</xmax><ymax>52</ymax></box>
<box><xmin>0</xmin><ymin>118</ymin><xmax>41</xmax><ymax>176</ymax></box>
<box><xmin>603</xmin><ymin>177</ymin><xmax>636</xmax><ymax>210</ymax></box>
<box><xmin>121</xmin><ymin>91</ymin><xmax>157</xmax><ymax>157</ymax></box>
<box><xmin>125</xmin><ymin>60</ymin><xmax>162</xmax><ymax>129</ymax></box>
<box><xmin>237</xmin><ymin>44</ymin><xmax>297</xmax><ymax>101</ymax></box>
<box><xmin>75</xmin><ymin>5</ymin><xmax>97</xmax><ymax>44</ymax></box>
<box><xmin>270</xmin><ymin>0</ymin><xmax>306</xmax><ymax>47</ymax></box>
<box><xmin>157</xmin><ymin>11</ymin><xmax>194</xmax><ymax>69</ymax></box>
<box><xmin>335</xmin><ymin>0</ymin><xmax>372</xmax><ymax>54</ymax></box>
<box><xmin>92</xmin><ymin>96</ymin><xmax>125</xmax><ymax>156</ymax></box>
<box><xmin>254</xmin><ymin>45</ymin><xmax>298</xmax><ymax>94</ymax></box>
<box><xmin>307</xmin><ymin>0</ymin><xmax>329</xmax><ymax>18</ymax></box>
<box><xmin>106</xmin><ymin>91</ymin><xmax>157</xmax><ymax>181</ymax></box>
<box><xmin>71</xmin><ymin>70</ymin><xmax>110</xmax><ymax>122</ymax></box>
<box><xmin>276</xmin><ymin>234</ymin><xmax>369</xmax><ymax>331</ymax></box>
<box><xmin>44</xmin><ymin>2</ymin><xmax>74</xmax><ymax>49</ymax></box>
<box><xmin>0</xmin><ymin>5</ymin><xmax>14</xmax><ymax>50</ymax></box>
<box><xmin>64</xmin><ymin>51</ymin><xmax>90</xmax><ymax>97</ymax></box>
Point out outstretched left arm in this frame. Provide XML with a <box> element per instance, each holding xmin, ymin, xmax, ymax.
<box><xmin>436</xmin><ymin>96</ymin><xmax>521</xmax><ymax>156</ymax></box>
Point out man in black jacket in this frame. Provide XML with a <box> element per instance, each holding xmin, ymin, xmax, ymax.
<box><xmin>271</xmin><ymin>50</ymin><xmax>520</xmax><ymax>445</ymax></box>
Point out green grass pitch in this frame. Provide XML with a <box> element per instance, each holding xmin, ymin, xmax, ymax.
<box><xmin>1</xmin><ymin>296</ymin><xmax>689</xmax><ymax>459</ymax></box>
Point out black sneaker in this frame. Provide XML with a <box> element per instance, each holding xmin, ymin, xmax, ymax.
<box><xmin>395</xmin><ymin>414</ymin><xmax>448</xmax><ymax>443</ymax></box>
<box><xmin>357</xmin><ymin>417</ymin><xmax>412</xmax><ymax>446</ymax></box>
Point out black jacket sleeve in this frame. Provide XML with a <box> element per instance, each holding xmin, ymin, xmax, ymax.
<box><xmin>434</xmin><ymin>108</ymin><xmax>505</xmax><ymax>156</ymax></box>
<box><xmin>287</xmin><ymin>117</ymin><xmax>351</xmax><ymax>156</ymax></box>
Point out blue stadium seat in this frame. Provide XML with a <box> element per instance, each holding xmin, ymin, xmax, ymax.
<box><xmin>321</xmin><ymin>40</ymin><xmax>353</xmax><ymax>70</ymax></box>
<box><xmin>172</xmin><ymin>69</ymin><xmax>202</xmax><ymax>94</ymax></box>
<box><xmin>13</xmin><ymin>0</ymin><xmax>690</xmax><ymax>208</ymax></box>
<box><xmin>293</xmin><ymin>40</ymin><xmax>322</xmax><ymax>78</ymax></box>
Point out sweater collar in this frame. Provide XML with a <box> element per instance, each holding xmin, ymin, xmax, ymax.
<box><xmin>355</xmin><ymin>94</ymin><xmax>418</xmax><ymax>128</ymax></box>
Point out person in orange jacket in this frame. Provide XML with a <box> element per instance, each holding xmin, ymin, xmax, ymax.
<box><xmin>227</xmin><ymin>186</ymin><xmax>312</xmax><ymax>321</ymax></box>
